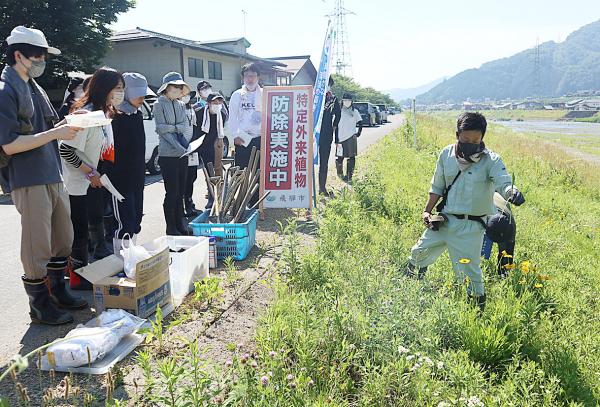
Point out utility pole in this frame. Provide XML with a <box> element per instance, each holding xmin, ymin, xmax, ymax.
<box><xmin>241</xmin><ymin>9</ymin><xmax>248</xmax><ymax>37</ymax></box>
<box><xmin>328</xmin><ymin>0</ymin><xmax>354</xmax><ymax>77</ymax></box>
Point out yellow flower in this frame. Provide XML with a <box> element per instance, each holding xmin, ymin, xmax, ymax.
<box><xmin>502</xmin><ymin>263</ymin><xmax>516</xmax><ymax>270</ymax></box>
<box><xmin>520</xmin><ymin>261</ymin><xmax>531</xmax><ymax>272</ymax></box>
<box><xmin>538</xmin><ymin>275</ymin><xmax>551</xmax><ymax>281</ymax></box>
<box><xmin>534</xmin><ymin>283</ymin><xmax>543</xmax><ymax>289</ymax></box>
<box><xmin>501</xmin><ymin>251</ymin><xmax>513</xmax><ymax>259</ymax></box>
<box><xmin>518</xmin><ymin>279</ymin><xmax>526</xmax><ymax>285</ymax></box>
<box><xmin>459</xmin><ymin>258</ymin><xmax>471</xmax><ymax>264</ymax></box>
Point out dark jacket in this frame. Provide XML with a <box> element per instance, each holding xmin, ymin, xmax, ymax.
<box><xmin>319</xmin><ymin>92</ymin><xmax>341</xmax><ymax>145</ymax></box>
<box><xmin>106</xmin><ymin>110</ymin><xmax>146</xmax><ymax>192</ymax></box>
<box><xmin>192</xmin><ymin>107</ymin><xmax>228</xmax><ymax>164</ymax></box>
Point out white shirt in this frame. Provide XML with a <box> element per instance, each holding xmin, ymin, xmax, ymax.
<box><xmin>337</xmin><ymin>107</ymin><xmax>362</xmax><ymax>143</ymax></box>
<box><xmin>60</xmin><ymin>125</ymin><xmax>107</xmax><ymax>196</ymax></box>
<box><xmin>226</xmin><ymin>88</ymin><xmax>262</xmax><ymax>139</ymax></box>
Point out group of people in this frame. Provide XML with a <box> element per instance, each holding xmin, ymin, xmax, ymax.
<box><xmin>0</xmin><ymin>26</ymin><xmax>266</xmax><ymax>325</ymax></box>
<box><xmin>0</xmin><ymin>25</ymin><xmax>523</xmax><ymax>327</ymax></box>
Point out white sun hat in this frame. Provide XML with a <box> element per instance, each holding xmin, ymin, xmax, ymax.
<box><xmin>6</xmin><ymin>26</ymin><xmax>61</xmax><ymax>55</ymax></box>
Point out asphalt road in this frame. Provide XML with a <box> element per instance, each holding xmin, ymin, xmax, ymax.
<box><xmin>0</xmin><ymin>113</ymin><xmax>405</xmax><ymax>366</ymax></box>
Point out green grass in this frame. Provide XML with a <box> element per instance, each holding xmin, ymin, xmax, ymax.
<box><xmin>221</xmin><ymin>114</ymin><xmax>600</xmax><ymax>406</ymax></box>
<box><xmin>575</xmin><ymin>112</ymin><xmax>600</xmax><ymax>123</ymax></box>
<box><xmin>432</xmin><ymin>109</ymin><xmax>569</xmax><ymax>122</ymax></box>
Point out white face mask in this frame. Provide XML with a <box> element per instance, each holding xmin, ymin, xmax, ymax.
<box><xmin>209</xmin><ymin>103</ymin><xmax>223</xmax><ymax>114</ymax></box>
<box><xmin>244</xmin><ymin>81</ymin><xmax>258</xmax><ymax>91</ymax></box>
<box><xmin>111</xmin><ymin>90</ymin><xmax>125</xmax><ymax>107</ymax></box>
<box><xmin>166</xmin><ymin>87</ymin><xmax>182</xmax><ymax>100</ymax></box>
<box><xmin>342</xmin><ymin>100</ymin><xmax>352</xmax><ymax>108</ymax></box>
<box><xmin>181</xmin><ymin>95</ymin><xmax>191</xmax><ymax>104</ymax></box>
<box><xmin>199</xmin><ymin>88</ymin><xmax>211</xmax><ymax>99</ymax></box>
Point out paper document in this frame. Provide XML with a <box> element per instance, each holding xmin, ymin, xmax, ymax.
<box><xmin>100</xmin><ymin>175</ymin><xmax>125</xmax><ymax>202</ymax></box>
<box><xmin>180</xmin><ymin>136</ymin><xmax>205</xmax><ymax>158</ymax></box>
<box><xmin>336</xmin><ymin>144</ymin><xmax>343</xmax><ymax>157</ymax></box>
<box><xmin>66</xmin><ymin>110</ymin><xmax>112</xmax><ymax>128</ymax></box>
<box><xmin>238</xmin><ymin>130</ymin><xmax>254</xmax><ymax>147</ymax></box>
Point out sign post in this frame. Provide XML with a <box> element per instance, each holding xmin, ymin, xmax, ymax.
<box><xmin>260</xmin><ymin>86</ymin><xmax>314</xmax><ymax>215</ymax></box>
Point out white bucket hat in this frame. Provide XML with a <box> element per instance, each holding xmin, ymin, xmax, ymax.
<box><xmin>157</xmin><ymin>71</ymin><xmax>190</xmax><ymax>96</ymax></box>
<box><xmin>6</xmin><ymin>26</ymin><xmax>61</xmax><ymax>55</ymax></box>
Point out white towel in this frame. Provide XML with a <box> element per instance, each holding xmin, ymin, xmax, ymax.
<box><xmin>201</xmin><ymin>107</ymin><xmax>225</xmax><ymax>139</ymax></box>
<box><xmin>240</xmin><ymin>85</ymin><xmax>263</xmax><ymax>112</ymax></box>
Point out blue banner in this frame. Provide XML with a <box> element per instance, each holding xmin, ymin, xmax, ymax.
<box><xmin>312</xmin><ymin>23</ymin><xmax>335</xmax><ymax>165</ymax></box>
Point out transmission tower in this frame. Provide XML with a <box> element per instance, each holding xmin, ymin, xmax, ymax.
<box><xmin>329</xmin><ymin>0</ymin><xmax>354</xmax><ymax>77</ymax></box>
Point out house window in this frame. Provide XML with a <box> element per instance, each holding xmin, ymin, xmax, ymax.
<box><xmin>208</xmin><ymin>61</ymin><xmax>222</xmax><ymax>80</ymax></box>
<box><xmin>188</xmin><ymin>58</ymin><xmax>204</xmax><ymax>78</ymax></box>
<box><xmin>277</xmin><ymin>76</ymin><xmax>290</xmax><ymax>86</ymax></box>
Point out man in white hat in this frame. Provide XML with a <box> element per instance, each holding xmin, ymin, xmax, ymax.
<box><xmin>0</xmin><ymin>26</ymin><xmax>87</xmax><ymax>325</ymax></box>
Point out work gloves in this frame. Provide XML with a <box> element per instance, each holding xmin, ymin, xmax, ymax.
<box><xmin>507</xmin><ymin>188</ymin><xmax>525</xmax><ymax>206</ymax></box>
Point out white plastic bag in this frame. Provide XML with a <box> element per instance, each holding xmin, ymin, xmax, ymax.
<box><xmin>46</xmin><ymin>310</ymin><xmax>145</xmax><ymax>368</ymax></box>
<box><xmin>120</xmin><ymin>234</ymin><xmax>151</xmax><ymax>279</ymax></box>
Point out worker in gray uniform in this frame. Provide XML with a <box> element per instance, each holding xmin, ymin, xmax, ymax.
<box><xmin>405</xmin><ymin>112</ymin><xmax>525</xmax><ymax>311</ymax></box>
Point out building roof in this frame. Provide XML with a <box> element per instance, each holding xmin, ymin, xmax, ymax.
<box><xmin>267</xmin><ymin>55</ymin><xmax>316</xmax><ymax>79</ymax></box>
<box><xmin>201</xmin><ymin>37</ymin><xmax>252</xmax><ymax>48</ymax></box>
<box><xmin>109</xmin><ymin>28</ymin><xmax>284</xmax><ymax>66</ymax></box>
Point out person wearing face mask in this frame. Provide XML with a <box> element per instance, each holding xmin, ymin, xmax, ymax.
<box><xmin>227</xmin><ymin>63</ymin><xmax>262</xmax><ymax>170</ymax></box>
<box><xmin>335</xmin><ymin>93</ymin><xmax>362</xmax><ymax>183</ymax></box>
<box><xmin>404</xmin><ymin>112</ymin><xmax>525</xmax><ymax>312</ymax></box>
<box><xmin>179</xmin><ymin>90</ymin><xmax>199</xmax><ymax>216</ymax></box>
<box><xmin>153</xmin><ymin>72</ymin><xmax>193</xmax><ymax>235</ymax></box>
<box><xmin>193</xmin><ymin>81</ymin><xmax>212</xmax><ymax>110</ymax></box>
<box><xmin>0</xmin><ymin>26</ymin><xmax>87</xmax><ymax>324</ymax></box>
<box><xmin>59</xmin><ymin>67</ymin><xmax>125</xmax><ymax>288</ymax></box>
<box><xmin>191</xmin><ymin>92</ymin><xmax>229</xmax><ymax>209</ymax></box>
<box><xmin>105</xmin><ymin>73</ymin><xmax>155</xmax><ymax>253</ymax></box>
<box><xmin>318</xmin><ymin>77</ymin><xmax>341</xmax><ymax>195</ymax></box>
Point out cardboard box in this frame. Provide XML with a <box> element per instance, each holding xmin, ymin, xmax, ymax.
<box><xmin>77</xmin><ymin>242</ymin><xmax>172</xmax><ymax>319</ymax></box>
<box><xmin>158</xmin><ymin>236</ymin><xmax>209</xmax><ymax>304</ymax></box>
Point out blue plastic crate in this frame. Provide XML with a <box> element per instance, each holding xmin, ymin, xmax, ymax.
<box><xmin>189</xmin><ymin>210</ymin><xmax>258</xmax><ymax>261</ymax></box>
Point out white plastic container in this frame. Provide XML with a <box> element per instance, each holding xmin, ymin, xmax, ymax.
<box><xmin>161</xmin><ymin>236</ymin><xmax>210</xmax><ymax>304</ymax></box>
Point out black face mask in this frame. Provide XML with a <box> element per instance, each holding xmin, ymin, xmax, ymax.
<box><xmin>458</xmin><ymin>141</ymin><xmax>483</xmax><ymax>158</ymax></box>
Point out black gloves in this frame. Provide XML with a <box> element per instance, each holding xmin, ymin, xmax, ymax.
<box><xmin>507</xmin><ymin>188</ymin><xmax>525</xmax><ymax>206</ymax></box>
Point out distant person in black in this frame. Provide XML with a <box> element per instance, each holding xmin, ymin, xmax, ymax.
<box><xmin>193</xmin><ymin>92</ymin><xmax>228</xmax><ymax>208</ymax></box>
<box><xmin>106</xmin><ymin>72</ymin><xmax>154</xmax><ymax>253</ymax></box>
<box><xmin>318</xmin><ymin>77</ymin><xmax>341</xmax><ymax>195</ymax></box>
<box><xmin>57</xmin><ymin>76</ymin><xmax>90</xmax><ymax>120</ymax></box>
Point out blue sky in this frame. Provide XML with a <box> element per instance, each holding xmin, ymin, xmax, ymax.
<box><xmin>112</xmin><ymin>0</ymin><xmax>599</xmax><ymax>91</ymax></box>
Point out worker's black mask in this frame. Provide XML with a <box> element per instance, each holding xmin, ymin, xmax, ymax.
<box><xmin>457</xmin><ymin>141</ymin><xmax>483</xmax><ymax>157</ymax></box>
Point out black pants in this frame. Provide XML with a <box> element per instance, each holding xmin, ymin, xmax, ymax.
<box><xmin>70</xmin><ymin>188</ymin><xmax>108</xmax><ymax>242</ymax></box>
<box><xmin>318</xmin><ymin>137</ymin><xmax>333</xmax><ymax>191</ymax></box>
<box><xmin>69</xmin><ymin>194</ymin><xmax>89</xmax><ymax>242</ymax></box>
<box><xmin>234</xmin><ymin>137</ymin><xmax>261</xmax><ymax>169</ymax></box>
<box><xmin>185</xmin><ymin>165</ymin><xmax>198</xmax><ymax>199</ymax></box>
<box><xmin>112</xmin><ymin>188</ymin><xmax>144</xmax><ymax>239</ymax></box>
<box><xmin>159</xmin><ymin>156</ymin><xmax>188</xmax><ymax>219</ymax></box>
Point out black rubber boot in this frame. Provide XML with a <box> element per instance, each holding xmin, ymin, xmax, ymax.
<box><xmin>69</xmin><ymin>239</ymin><xmax>92</xmax><ymax>290</ymax></box>
<box><xmin>318</xmin><ymin>170</ymin><xmax>328</xmax><ymax>195</ymax></box>
<box><xmin>47</xmin><ymin>269</ymin><xmax>88</xmax><ymax>309</ymax></box>
<box><xmin>347</xmin><ymin>157</ymin><xmax>356</xmax><ymax>183</ymax></box>
<box><xmin>176</xmin><ymin>203</ymin><xmax>192</xmax><ymax>236</ymax></box>
<box><xmin>335</xmin><ymin>158</ymin><xmax>345</xmax><ymax>180</ymax></box>
<box><xmin>164</xmin><ymin>203</ymin><xmax>181</xmax><ymax>236</ymax></box>
<box><xmin>405</xmin><ymin>263</ymin><xmax>427</xmax><ymax>280</ymax></box>
<box><xmin>22</xmin><ymin>277</ymin><xmax>73</xmax><ymax>325</ymax></box>
<box><xmin>89</xmin><ymin>222</ymin><xmax>112</xmax><ymax>260</ymax></box>
<box><xmin>468</xmin><ymin>294</ymin><xmax>487</xmax><ymax>313</ymax></box>
<box><xmin>183</xmin><ymin>197</ymin><xmax>199</xmax><ymax>217</ymax></box>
